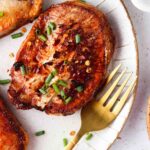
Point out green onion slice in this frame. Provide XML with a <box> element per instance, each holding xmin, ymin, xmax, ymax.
<box><xmin>76</xmin><ymin>85</ymin><xmax>84</xmax><ymax>92</ymax></box>
<box><xmin>35</xmin><ymin>130</ymin><xmax>45</xmax><ymax>136</ymax></box>
<box><xmin>38</xmin><ymin>34</ymin><xmax>47</xmax><ymax>42</ymax></box>
<box><xmin>11</xmin><ymin>32</ymin><xmax>23</xmax><ymax>39</ymax></box>
<box><xmin>80</xmin><ymin>0</ymin><xmax>86</xmax><ymax>3</ymax></box>
<box><xmin>49</xmin><ymin>22</ymin><xmax>56</xmax><ymax>30</ymax></box>
<box><xmin>0</xmin><ymin>11</ymin><xmax>4</xmax><ymax>17</ymax></box>
<box><xmin>47</xmin><ymin>26</ymin><xmax>52</xmax><ymax>35</ymax></box>
<box><xmin>65</xmin><ymin>97</ymin><xmax>72</xmax><ymax>104</ymax></box>
<box><xmin>45</xmin><ymin>74</ymin><xmax>53</xmax><ymax>85</ymax></box>
<box><xmin>52</xmin><ymin>83</ymin><xmax>60</xmax><ymax>94</ymax></box>
<box><xmin>86</xmin><ymin>133</ymin><xmax>93</xmax><ymax>140</ymax></box>
<box><xmin>58</xmin><ymin>80</ymin><xmax>67</xmax><ymax>87</ymax></box>
<box><xmin>75</xmin><ymin>34</ymin><xmax>81</xmax><ymax>44</ymax></box>
<box><xmin>20</xmin><ymin>65</ymin><xmax>26</xmax><ymax>75</ymax></box>
<box><xmin>63</xmin><ymin>138</ymin><xmax>68</xmax><ymax>147</ymax></box>
<box><xmin>60</xmin><ymin>90</ymin><xmax>67</xmax><ymax>100</ymax></box>
<box><xmin>0</xmin><ymin>79</ymin><xmax>11</xmax><ymax>85</ymax></box>
<box><xmin>52</xmin><ymin>68</ymin><xmax>57</xmax><ymax>76</ymax></box>
<box><xmin>39</xmin><ymin>87</ymin><xmax>47</xmax><ymax>95</ymax></box>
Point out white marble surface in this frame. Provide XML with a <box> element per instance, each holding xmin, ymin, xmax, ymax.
<box><xmin>111</xmin><ymin>0</ymin><xmax>150</xmax><ymax>150</ymax></box>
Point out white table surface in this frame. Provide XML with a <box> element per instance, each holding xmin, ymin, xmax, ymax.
<box><xmin>111</xmin><ymin>0</ymin><xmax>150</xmax><ymax>150</ymax></box>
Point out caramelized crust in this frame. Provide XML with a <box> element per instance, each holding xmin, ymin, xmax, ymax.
<box><xmin>0</xmin><ymin>0</ymin><xmax>42</xmax><ymax>37</ymax></box>
<box><xmin>0</xmin><ymin>98</ymin><xmax>28</xmax><ymax>150</ymax></box>
<box><xmin>8</xmin><ymin>1</ymin><xmax>115</xmax><ymax>115</ymax></box>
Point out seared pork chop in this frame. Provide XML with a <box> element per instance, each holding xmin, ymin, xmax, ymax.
<box><xmin>8</xmin><ymin>1</ymin><xmax>115</xmax><ymax>115</ymax></box>
<box><xmin>0</xmin><ymin>98</ymin><xmax>28</xmax><ymax>150</ymax></box>
<box><xmin>0</xmin><ymin>0</ymin><xmax>42</xmax><ymax>37</ymax></box>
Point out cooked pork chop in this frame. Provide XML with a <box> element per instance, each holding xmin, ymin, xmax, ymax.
<box><xmin>0</xmin><ymin>0</ymin><xmax>42</xmax><ymax>37</ymax></box>
<box><xmin>0</xmin><ymin>98</ymin><xmax>28</xmax><ymax>150</ymax></box>
<box><xmin>8</xmin><ymin>1</ymin><xmax>115</xmax><ymax>115</ymax></box>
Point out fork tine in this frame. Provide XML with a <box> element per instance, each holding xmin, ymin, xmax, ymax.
<box><xmin>100</xmin><ymin>68</ymin><xmax>126</xmax><ymax>105</ymax></box>
<box><xmin>106</xmin><ymin>64</ymin><xmax>122</xmax><ymax>85</ymax></box>
<box><xmin>106</xmin><ymin>73</ymin><xmax>132</xmax><ymax>110</ymax></box>
<box><xmin>113</xmin><ymin>77</ymin><xmax>137</xmax><ymax>115</ymax></box>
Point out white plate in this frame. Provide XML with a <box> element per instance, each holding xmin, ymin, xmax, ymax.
<box><xmin>0</xmin><ymin>0</ymin><xmax>138</xmax><ymax>150</ymax></box>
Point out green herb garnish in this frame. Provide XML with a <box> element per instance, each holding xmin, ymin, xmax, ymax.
<box><xmin>63</xmin><ymin>138</ymin><xmax>68</xmax><ymax>147</ymax></box>
<box><xmin>0</xmin><ymin>79</ymin><xmax>11</xmax><ymax>85</ymax></box>
<box><xmin>20</xmin><ymin>65</ymin><xmax>26</xmax><ymax>75</ymax></box>
<box><xmin>11</xmin><ymin>32</ymin><xmax>23</xmax><ymax>39</ymax></box>
<box><xmin>75</xmin><ymin>34</ymin><xmax>81</xmax><ymax>44</ymax></box>
<box><xmin>60</xmin><ymin>90</ymin><xmax>67</xmax><ymax>100</ymax></box>
<box><xmin>76</xmin><ymin>85</ymin><xmax>84</xmax><ymax>92</ymax></box>
<box><xmin>58</xmin><ymin>80</ymin><xmax>67</xmax><ymax>87</ymax></box>
<box><xmin>52</xmin><ymin>68</ymin><xmax>57</xmax><ymax>76</ymax></box>
<box><xmin>65</xmin><ymin>97</ymin><xmax>72</xmax><ymax>104</ymax></box>
<box><xmin>52</xmin><ymin>83</ymin><xmax>60</xmax><ymax>94</ymax></box>
<box><xmin>80</xmin><ymin>0</ymin><xmax>86</xmax><ymax>3</ymax></box>
<box><xmin>35</xmin><ymin>130</ymin><xmax>45</xmax><ymax>136</ymax></box>
<box><xmin>39</xmin><ymin>86</ymin><xmax>47</xmax><ymax>95</ymax></box>
<box><xmin>0</xmin><ymin>11</ymin><xmax>4</xmax><ymax>17</ymax></box>
<box><xmin>86</xmin><ymin>133</ymin><xmax>93</xmax><ymax>140</ymax></box>
<box><xmin>46</xmin><ymin>26</ymin><xmax>52</xmax><ymax>35</ymax></box>
<box><xmin>45</xmin><ymin>74</ymin><xmax>54</xmax><ymax>85</ymax></box>
<box><xmin>38</xmin><ymin>34</ymin><xmax>47</xmax><ymax>42</ymax></box>
<box><xmin>49</xmin><ymin>22</ymin><xmax>56</xmax><ymax>30</ymax></box>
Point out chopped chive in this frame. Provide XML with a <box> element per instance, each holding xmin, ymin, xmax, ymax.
<box><xmin>63</xmin><ymin>138</ymin><xmax>68</xmax><ymax>147</ymax></box>
<box><xmin>86</xmin><ymin>133</ymin><xmax>93</xmax><ymax>140</ymax></box>
<box><xmin>65</xmin><ymin>97</ymin><xmax>72</xmax><ymax>104</ymax></box>
<box><xmin>49</xmin><ymin>22</ymin><xmax>56</xmax><ymax>30</ymax></box>
<box><xmin>60</xmin><ymin>90</ymin><xmax>67</xmax><ymax>100</ymax></box>
<box><xmin>45</xmin><ymin>74</ymin><xmax>54</xmax><ymax>85</ymax></box>
<box><xmin>58</xmin><ymin>80</ymin><xmax>67</xmax><ymax>87</ymax></box>
<box><xmin>52</xmin><ymin>83</ymin><xmax>60</xmax><ymax>94</ymax></box>
<box><xmin>75</xmin><ymin>34</ymin><xmax>81</xmax><ymax>44</ymax></box>
<box><xmin>38</xmin><ymin>34</ymin><xmax>47</xmax><ymax>42</ymax></box>
<box><xmin>76</xmin><ymin>85</ymin><xmax>84</xmax><ymax>92</ymax></box>
<box><xmin>35</xmin><ymin>29</ymin><xmax>41</xmax><ymax>35</ymax></box>
<box><xmin>20</xmin><ymin>65</ymin><xmax>26</xmax><ymax>75</ymax></box>
<box><xmin>39</xmin><ymin>86</ymin><xmax>47</xmax><ymax>95</ymax></box>
<box><xmin>35</xmin><ymin>130</ymin><xmax>45</xmax><ymax>136</ymax></box>
<box><xmin>80</xmin><ymin>0</ymin><xmax>86</xmax><ymax>2</ymax></box>
<box><xmin>46</xmin><ymin>26</ymin><xmax>52</xmax><ymax>35</ymax></box>
<box><xmin>0</xmin><ymin>11</ymin><xmax>4</xmax><ymax>17</ymax></box>
<box><xmin>11</xmin><ymin>32</ymin><xmax>23</xmax><ymax>39</ymax></box>
<box><xmin>52</xmin><ymin>69</ymin><xmax>57</xmax><ymax>76</ymax></box>
<box><xmin>0</xmin><ymin>79</ymin><xmax>11</xmax><ymax>85</ymax></box>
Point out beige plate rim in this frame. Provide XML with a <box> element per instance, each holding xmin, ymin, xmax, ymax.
<box><xmin>108</xmin><ymin>0</ymin><xmax>139</xmax><ymax>149</ymax></box>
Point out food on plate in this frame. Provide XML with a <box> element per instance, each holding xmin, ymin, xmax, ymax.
<box><xmin>8</xmin><ymin>1</ymin><xmax>115</xmax><ymax>115</ymax></box>
<box><xmin>0</xmin><ymin>98</ymin><xmax>28</xmax><ymax>150</ymax></box>
<box><xmin>0</xmin><ymin>0</ymin><xmax>42</xmax><ymax>37</ymax></box>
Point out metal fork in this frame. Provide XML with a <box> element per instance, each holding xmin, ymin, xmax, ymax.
<box><xmin>66</xmin><ymin>64</ymin><xmax>137</xmax><ymax>150</ymax></box>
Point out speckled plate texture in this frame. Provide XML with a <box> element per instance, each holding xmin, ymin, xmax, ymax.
<box><xmin>0</xmin><ymin>0</ymin><xmax>138</xmax><ymax>150</ymax></box>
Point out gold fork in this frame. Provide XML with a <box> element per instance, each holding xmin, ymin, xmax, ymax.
<box><xmin>66</xmin><ymin>64</ymin><xmax>137</xmax><ymax>150</ymax></box>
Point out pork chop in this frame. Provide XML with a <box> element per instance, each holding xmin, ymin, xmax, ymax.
<box><xmin>0</xmin><ymin>98</ymin><xmax>28</xmax><ymax>150</ymax></box>
<box><xmin>0</xmin><ymin>0</ymin><xmax>42</xmax><ymax>37</ymax></box>
<box><xmin>8</xmin><ymin>1</ymin><xmax>115</xmax><ymax>115</ymax></box>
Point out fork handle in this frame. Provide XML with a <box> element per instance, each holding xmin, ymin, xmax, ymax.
<box><xmin>65</xmin><ymin>131</ymin><xmax>83</xmax><ymax>150</ymax></box>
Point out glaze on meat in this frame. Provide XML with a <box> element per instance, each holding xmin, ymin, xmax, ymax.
<box><xmin>8</xmin><ymin>1</ymin><xmax>115</xmax><ymax>115</ymax></box>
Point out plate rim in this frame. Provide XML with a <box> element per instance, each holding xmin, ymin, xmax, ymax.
<box><xmin>108</xmin><ymin>0</ymin><xmax>139</xmax><ymax>149</ymax></box>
